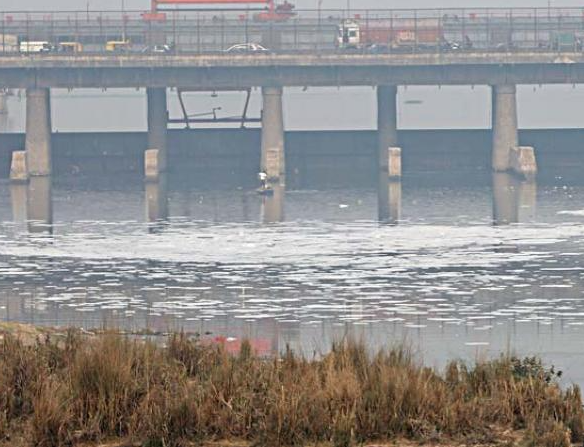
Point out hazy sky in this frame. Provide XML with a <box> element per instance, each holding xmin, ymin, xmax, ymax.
<box><xmin>4</xmin><ymin>0</ymin><xmax>584</xmax><ymax>11</ymax></box>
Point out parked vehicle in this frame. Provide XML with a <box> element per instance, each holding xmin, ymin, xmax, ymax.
<box><xmin>58</xmin><ymin>42</ymin><xmax>84</xmax><ymax>53</ymax></box>
<box><xmin>106</xmin><ymin>40</ymin><xmax>131</xmax><ymax>52</ymax></box>
<box><xmin>225</xmin><ymin>43</ymin><xmax>269</xmax><ymax>53</ymax></box>
<box><xmin>19</xmin><ymin>41</ymin><xmax>54</xmax><ymax>53</ymax></box>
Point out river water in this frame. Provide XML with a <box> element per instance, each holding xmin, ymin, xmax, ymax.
<box><xmin>1</xmin><ymin>170</ymin><xmax>584</xmax><ymax>385</ymax></box>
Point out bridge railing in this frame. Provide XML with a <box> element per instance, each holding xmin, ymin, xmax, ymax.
<box><xmin>2</xmin><ymin>7</ymin><xmax>584</xmax><ymax>55</ymax></box>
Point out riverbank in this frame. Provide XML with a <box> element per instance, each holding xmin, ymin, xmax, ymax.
<box><xmin>0</xmin><ymin>326</ymin><xmax>582</xmax><ymax>447</ymax></box>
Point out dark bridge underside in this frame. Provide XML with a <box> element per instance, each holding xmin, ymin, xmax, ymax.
<box><xmin>1</xmin><ymin>53</ymin><xmax>584</xmax><ymax>88</ymax></box>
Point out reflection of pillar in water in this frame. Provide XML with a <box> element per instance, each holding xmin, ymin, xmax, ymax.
<box><xmin>241</xmin><ymin>192</ymin><xmax>250</xmax><ymax>222</ymax></box>
<box><xmin>261</xmin><ymin>181</ymin><xmax>285</xmax><ymax>224</ymax></box>
<box><xmin>279</xmin><ymin>320</ymin><xmax>301</xmax><ymax>354</ymax></box>
<box><xmin>27</xmin><ymin>176</ymin><xmax>53</xmax><ymax>234</ymax></box>
<box><xmin>493</xmin><ymin>173</ymin><xmax>518</xmax><ymax>225</ymax></box>
<box><xmin>378</xmin><ymin>175</ymin><xmax>402</xmax><ymax>224</ymax></box>
<box><xmin>517</xmin><ymin>180</ymin><xmax>537</xmax><ymax>223</ymax></box>
<box><xmin>145</xmin><ymin>173</ymin><xmax>169</xmax><ymax>223</ymax></box>
<box><xmin>10</xmin><ymin>183</ymin><xmax>28</xmax><ymax>225</ymax></box>
<box><xmin>493</xmin><ymin>173</ymin><xmax>538</xmax><ymax>225</ymax></box>
<box><xmin>269</xmin><ymin>318</ymin><xmax>280</xmax><ymax>357</ymax></box>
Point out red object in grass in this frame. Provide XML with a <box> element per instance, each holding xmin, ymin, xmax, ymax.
<box><xmin>208</xmin><ymin>336</ymin><xmax>273</xmax><ymax>356</ymax></box>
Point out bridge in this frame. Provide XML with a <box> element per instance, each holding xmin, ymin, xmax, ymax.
<box><xmin>0</xmin><ymin>7</ymin><xmax>579</xmax><ymax>196</ymax></box>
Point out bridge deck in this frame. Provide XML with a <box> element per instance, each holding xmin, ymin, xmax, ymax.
<box><xmin>0</xmin><ymin>52</ymin><xmax>583</xmax><ymax>89</ymax></box>
<box><xmin>0</xmin><ymin>52</ymin><xmax>583</xmax><ymax>67</ymax></box>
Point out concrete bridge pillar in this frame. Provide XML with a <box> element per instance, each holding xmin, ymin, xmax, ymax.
<box><xmin>25</xmin><ymin>88</ymin><xmax>52</xmax><ymax>176</ymax></box>
<box><xmin>147</xmin><ymin>88</ymin><xmax>168</xmax><ymax>174</ymax></box>
<box><xmin>261</xmin><ymin>86</ymin><xmax>285</xmax><ymax>182</ymax></box>
<box><xmin>377</xmin><ymin>85</ymin><xmax>398</xmax><ymax>173</ymax></box>
<box><xmin>491</xmin><ymin>84</ymin><xmax>518</xmax><ymax>172</ymax></box>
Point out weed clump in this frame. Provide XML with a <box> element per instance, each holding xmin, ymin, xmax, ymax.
<box><xmin>0</xmin><ymin>332</ymin><xmax>581</xmax><ymax>447</ymax></box>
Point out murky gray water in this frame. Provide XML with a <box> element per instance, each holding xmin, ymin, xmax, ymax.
<box><xmin>1</xmin><ymin>172</ymin><xmax>584</xmax><ymax>385</ymax></box>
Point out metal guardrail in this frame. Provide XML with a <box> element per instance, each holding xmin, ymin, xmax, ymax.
<box><xmin>2</xmin><ymin>7</ymin><xmax>584</xmax><ymax>55</ymax></box>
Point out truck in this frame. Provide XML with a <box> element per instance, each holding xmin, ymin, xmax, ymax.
<box><xmin>0</xmin><ymin>34</ymin><xmax>18</xmax><ymax>53</ymax></box>
<box><xmin>337</xmin><ymin>18</ymin><xmax>455</xmax><ymax>52</ymax></box>
<box><xmin>551</xmin><ymin>31</ymin><xmax>583</xmax><ymax>51</ymax></box>
<box><xmin>19</xmin><ymin>41</ymin><xmax>54</xmax><ymax>53</ymax></box>
<box><xmin>57</xmin><ymin>42</ymin><xmax>84</xmax><ymax>53</ymax></box>
<box><xmin>105</xmin><ymin>40</ymin><xmax>132</xmax><ymax>52</ymax></box>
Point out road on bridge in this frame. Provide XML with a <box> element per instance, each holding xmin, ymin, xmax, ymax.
<box><xmin>2</xmin><ymin>7</ymin><xmax>584</xmax><ymax>55</ymax></box>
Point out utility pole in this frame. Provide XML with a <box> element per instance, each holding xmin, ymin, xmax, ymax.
<box><xmin>122</xmin><ymin>0</ymin><xmax>126</xmax><ymax>42</ymax></box>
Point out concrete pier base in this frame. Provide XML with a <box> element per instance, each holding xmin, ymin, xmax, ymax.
<box><xmin>492</xmin><ymin>84</ymin><xmax>518</xmax><ymax>172</ymax></box>
<box><xmin>25</xmin><ymin>88</ymin><xmax>52</xmax><ymax>176</ymax></box>
<box><xmin>377</xmin><ymin>85</ymin><xmax>398</xmax><ymax>172</ymax></box>
<box><xmin>510</xmin><ymin>146</ymin><xmax>537</xmax><ymax>180</ymax></box>
<box><xmin>147</xmin><ymin>88</ymin><xmax>168</xmax><ymax>174</ymax></box>
<box><xmin>387</xmin><ymin>147</ymin><xmax>402</xmax><ymax>179</ymax></box>
<box><xmin>261</xmin><ymin>87</ymin><xmax>285</xmax><ymax>182</ymax></box>
<box><xmin>145</xmin><ymin>149</ymin><xmax>162</xmax><ymax>182</ymax></box>
<box><xmin>10</xmin><ymin>151</ymin><xmax>28</xmax><ymax>183</ymax></box>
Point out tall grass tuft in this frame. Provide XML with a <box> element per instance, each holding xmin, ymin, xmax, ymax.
<box><xmin>0</xmin><ymin>332</ymin><xmax>582</xmax><ymax>447</ymax></box>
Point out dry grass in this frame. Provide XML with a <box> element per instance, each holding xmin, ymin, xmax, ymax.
<box><xmin>0</xmin><ymin>331</ymin><xmax>582</xmax><ymax>447</ymax></box>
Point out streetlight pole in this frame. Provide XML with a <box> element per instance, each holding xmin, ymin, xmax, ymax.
<box><xmin>121</xmin><ymin>0</ymin><xmax>126</xmax><ymax>41</ymax></box>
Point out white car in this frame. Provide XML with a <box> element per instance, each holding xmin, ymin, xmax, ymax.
<box><xmin>19</xmin><ymin>41</ymin><xmax>54</xmax><ymax>54</ymax></box>
<box><xmin>225</xmin><ymin>43</ymin><xmax>269</xmax><ymax>54</ymax></box>
<box><xmin>142</xmin><ymin>44</ymin><xmax>173</xmax><ymax>54</ymax></box>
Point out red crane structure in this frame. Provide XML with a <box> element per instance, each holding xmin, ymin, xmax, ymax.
<box><xmin>148</xmin><ymin>0</ymin><xmax>295</xmax><ymax>21</ymax></box>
